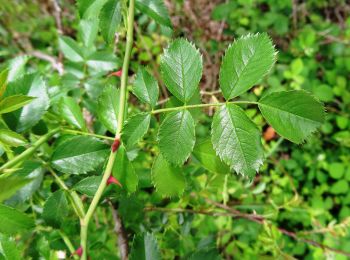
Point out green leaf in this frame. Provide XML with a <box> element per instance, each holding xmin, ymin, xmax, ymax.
<box><xmin>0</xmin><ymin>68</ymin><xmax>9</xmax><ymax>98</ymax></box>
<box><xmin>59</xmin><ymin>36</ymin><xmax>84</xmax><ymax>62</ymax></box>
<box><xmin>129</xmin><ymin>233</ymin><xmax>161</xmax><ymax>260</ymax></box>
<box><xmin>112</xmin><ymin>146</ymin><xmax>138</xmax><ymax>194</ymax></box>
<box><xmin>5</xmin><ymin>162</ymin><xmax>44</xmax><ymax>206</ymax></box>
<box><xmin>73</xmin><ymin>176</ymin><xmax>102</xmax><ymax>197</ymax></box>
<box><xmin>42</xmin><ymin>190</ymin><xmax>69</xmax><ymax>228</ymax></box>
<box><xmin>160</xmin><ymin>39</ymin><xmax>203</xmax><ymax>103</ymax></box>
<box><xmin>59</xmin><ymin>97</ymin><xmax>86</xmax><ymax>130</ymax></box>
<box><xmin>7</xmin><ymin>56</ymin><xmax>29</xmax><ymax>82</ymax></box>
<box><xmin>97</xmin><ymin>86</ymin><xmax>120</xmax><ymax>133</ymax></box>
<box><xmin>0</xmin><ymin>129</ymin><xmax>27</xmax><ymax>147</ymax></box>
<box><xmin>77</xmin><ymin>0</ymin><xmax>108</xmax><ymax>19</ymax></box>
<box><xmin>79</xmin><ymin>18</ymin><xmax>99</xmax><ymax>48</ymax></box>
<box><xmin>132</xmin><ymin>67</ymin><xmax>159</xmax><ymax>108</ymax></box>
<box><xmin>86</xmin><ymin>52</ymin><xmax>118</xmax><ymax>72</ymax></box>
<box><xmin>219</xmin><ymin>33</ymin><xmax>276</xmax><ymax>100</ymax></box>
<box><xmin>192</xmin><ymin>139</ymin><xmax>229</xmax><ymax>174</ymax></box>
<box><xmin>100</xmin><ymin>0</ymin><xmax>122</xmax><ymax>44</ymax></box>
<box><xmin>2</xmin><ymin>74</ymin><xmax>49</xmax><ymax>132</ymax></box>
<box><xmin>0</xmin><ymin>236</ymin><xmax>22</xmax><ymax>260</ymax></box>
<box><xmin>258</xmin><ymin>90</ymin><xmax>324</xmax><ymax>143</ymax></box>
<box><xmin>0</xmin><ymin>204</ymin><xmax>34</xmax><ymax>235</ymax></box>
<box><xmin>51</xmin><ymin>136</ymin><xmax>109</xmax><ymax>175</ymax></box>
<box><xmin>0</xmin><ymin>173</ymin><xmax>32</xmax><ymax>203</ymax></box>
<box><xmin>211</xmin><ymin>104</ymin><xmax>264</xmax><ymax>179</ymax></box>
<box><xmin>151</xmin><ymin>154</ymin><xmax>186</xmax><ymax>197</ymax></box>
<box><xmin>122</xmin><ymin>113</ymin><xmax>151</xmax><ymax>148</ymax></box>
<box><xmin>0</xmin><ymin>95</ymin><xmax>35</xmax><ymax>114</ymax></box>
<box><xmin>158</xmin><ymin>110</ymin><xmax>195</xmax><ymax>165</ymax></box>
<box><xmin>135</xmin><ymin>0</ymin><xmax>172</xmax><ymax>27</ymax></box>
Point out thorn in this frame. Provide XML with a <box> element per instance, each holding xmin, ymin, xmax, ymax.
<box><xmin>107</xmin><ymin>176</ymin><xmax>123</xmax><ymax>187</ymax></box>
<box><xmin>111</xmin><ymin>137</ymin><xmax>121</xmax><ymax>152</ymax></box>
<box><xmin>72</xmin><ymin>246</ymin><xmax>83</xmax><ymax>257</ymax></box>
<box><xmin>108</xmin><ymin>70</ymin><xmax>122</xmax><ymax>77</ymax></box>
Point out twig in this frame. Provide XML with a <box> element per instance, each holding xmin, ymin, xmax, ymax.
<box><xmin>30</xmin><ymin>50</ymin><xmax>64</xmax><ymax>75</ymax></box>
<box><xmin>109</xmin><ymin>201</ymin><xmax>128</xmax><ymax>260</ymax></box>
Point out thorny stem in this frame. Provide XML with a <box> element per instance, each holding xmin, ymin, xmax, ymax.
<box><xmin>151</xmin><ymin>101</ymin><xmax>259</xmax><ymax>114</ymax></box>
<box><xmin>79</xmin><ymin>0</ymin><xmax>135</xmax><ymax>258</ymax></box>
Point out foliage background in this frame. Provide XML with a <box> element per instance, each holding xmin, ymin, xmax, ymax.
<box><xmin>0</xmin><ymin>0</ymin><xmax>349</xmax><ymax>259</ymax></box>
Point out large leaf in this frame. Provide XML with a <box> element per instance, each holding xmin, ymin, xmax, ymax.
<box><xmin>0</xmin><ymin>128</ymin><xmax>27</xmax><ymax>147</ymax></box>
<box><xmin>59</xmin><ymin>96</ymin><xmax>86</xmax><ymax>130</ymax></box>
<box><xmin>112</xmin><ymin>146</ymin><xmax>138</xmax><ymax>194</ymax></box>
<box><xmin>132</xmin><ymin>67</ymin><xmax>159</xmax><ymax>108</ymax></box>
<box><xmin>158</xmin><ymin>110</ymin><xmax>195</xmax><ymax>165</ymax></box>
<box><xmin>0</xmin><ymin>173</ymin><xmax>32</xmax><ymax>203</ymax></box>
<box><xmin>219</xmin><ymin>33</ymin><xmax>276</xmax><ymax>100</ymax></box>
<box><xmin>100</xmin><ymin>0</ymin><xmax>122</xmax><ymax>44</ymax></box>
<box><xmin>58</xmin><ymin>36</ymin><xmax>84</xmax><ymax>62</ymax></box>
<box><xmin>0</xmin><ymin>95</ymin><xmax>35</xmax><ymax>115</ymax></box>
<box><xmin>192</xmin><ymin>139</ymin><xmax>229</xmax><ymax>174</ymax></box>
<box><xmin>6</xmin><ymin>162</ymin><xmax>44</xmax><ymax>206</ymax></box>
<box><xmin>86</xmin><ymin>52</ymin><xmax>118</xmax><ymax>72</ymax></box>
<box><xmin>0</xmin><ymin>204</ymin><xmax>34</xmax><ymax>235</ymax></box>
<box><xmin>160</xmin><ymin>39</ymin><xmax>203</xmax><ymax>103</ymax></box>
<box><xmin>0</xmin><ymin>236</ymin><xmax>22</xmax><ymax>260</ymax></box>
<box><xmin>97</xmin><ymin>86</ymin><xmax>120</xmax><ymax>133</ymax></box>
<box><xmin>211</xmin><ymin>104</ymin><xmax>264</xmax><ymax>179</ymax></box>
<box><xmin>122</xmin><ymin>113</ymin><xmax>151</xmax><ymax>148</ymax></box>
<box><xmin>42</xmin><ymin>190</ymin><xmax>69</xmax><ymax>228</ymax></box>
<box><xmin>151</xmin><ymin>155</ymin><xmax>186</xmax><ymax>197</ymax></box>
<box><xmin>258</xmin><ymin>90</ymin><xmax>325</xmax><ymax>143</ymax></box>
<box><xmin>135</xmin><ymin>0</ymin><xmax>172</xmax><ymax>27</ymax></box>
<box><xmin>51</xmin><ymin>136</ymin><xmax>109</xmax><ymax>174</ymax></box>
<box><xmin>79</xmin><ymin>18</ymin><xmax>99</xmax><ymax>48</ymax></box>
<box><xmin>3</xmin><ymin>74</ymin><xmax>49</xmax><ymax>132</ymax></box>
<box><xmin>77</xmin><ymin>0</ymin><xmax>108</xmax><ymax>19</ymax></box>
<box><xmin>73</xmin><ymin>176</ymin><xmax>102</xmax><ymax>197</ymax></box>
<box><xmin>129</xmin><ymin>233</ymin><xmax>161</xmax><ymax>260</ymax></box>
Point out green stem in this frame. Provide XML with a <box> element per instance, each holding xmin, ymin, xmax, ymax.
<box><xmin>151</xmin><ymin>101</ymin><xmax>259</xmax><ymax>114</ymax></box>
<box><xmin>0</xmin><ymin>127</ymin><xmax>60</xmax><ymax>173</ymax></box>
<box><xmin>79</xmin><ymin>0</ymin><xmax>135</xmax><ymax>258</ymax></box>
<box><xmin>61</xmin><ymin>128</ymin><xmax>114</xmax><ymax>141</ymax></box>
<box><xmin>58</xmin><ymin>231</ymin><xmax>79</xmax><ymax>259</ymax></box>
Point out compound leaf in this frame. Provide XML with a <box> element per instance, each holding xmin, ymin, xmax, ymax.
<box><xmin>59</xmin><ymin>36</ymin><xmax>84</xmax><ymax>62</ymax></box>
<box><xmin>42</xmin><ymin>190</ymin><xmax>69</xmax><ymax>228</ymax></box>
<box><xmin>100</xmin><ymin>0</ymin><xmax>122</xmax><ymax>44</ymax></box>
<box><xmin>59</xmin><ymin>96</ymin><xmax>86</xmax><ymax>130</ymax></box>
<box><xmin>98</xmin><ymin>86</ymin><xmax>120</xmax><ymax>133</ymax></box>
<box><xmin>135</xmin><ymin>0</ymin><xmax>172</xmax><ymax>27</ymax></box>
<box><xmin>122</xmin><ymin>113</ymin><xmax>151</xmax><ymax>148</ymax></box>
<box><xmin>132</xmin><ymin>67</ymin><xmax>159</xmax><ymax>108</ymax></box>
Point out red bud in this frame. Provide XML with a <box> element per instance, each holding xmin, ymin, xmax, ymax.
<box><xmin>111</xmin><ymin>137</ymin><xmax>121</xmax><ymax>152</ymax></box>
<box><xmin>107</xmin><ymin>176</ymin><xmax>122</xmax><ymax>187</ymax></box>
<box><xmin>72</xmin><ymin>246</ymin><xmax>83</xmax><ymax>257</ymax></box>
<box><xmin>108</xmin><ymin>70</ymin><xmax>122</xmax><ymax>77</ymax></box>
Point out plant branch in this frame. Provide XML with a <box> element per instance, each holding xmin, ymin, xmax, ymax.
<box><xmin>61</xmin><ymin>128</ymin><xmax>115</xmax><ymax>141</ymax></box>
<box><xmin>150</xmin><ymin>100</ymin><xmax>259</xmax><ymax>114</ymax></box>
<box><xmin>0</xmin><ymin>127</ymin><xmax>60</xmax><ymax>173</ymax></box>
<box><xmin>79</xmin><ymin>0</ymin><xmax>135</xmax><ymax>258</ymax></box>
<box><xmin>109</xmin><ymin>201</ymin><xmax>128</xmax><ymax>260</ymax></box>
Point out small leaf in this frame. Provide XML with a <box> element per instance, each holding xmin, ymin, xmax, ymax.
<box><xmin>122</xmin><ymin>113</ymin><xmax>151</xmax><ymax>148</ymax></box>
<box><xmin>86</xmin><ymin>51</ymin><xmax>118</xmax><ymax>72</ymax></box>
<box><xmin>100</xmin><ymin>0</ymin><xmax>122</xmax><ymax>44</ymax></box>
<box><xmin>160</xmin><ymin>39</ymin><xmax>203</xmax><ymax>103</ymax></box>
<box><xmin>152</xmin><ymin>155</ymin><xmax>186</xmax><ymax>197</ymax></box>
<box><xmin>73</xmin><ymin>176</ymin><xmax>102</xmax><ymax>197</ymax></box>
<box><xmin>0</xmin><ymin>236</ymin><xmax>22</xmax><ymax>260</ymax></box>
<box><xmin>77</xmin><ymin>0</ymin><xmax>108</xmax><ymax>19</ymax></box>
<box><xmin>258</xmin><ymin>90</ymin><xmax>325</xmax><ymax>143</ymax></box>
<box><xmin>0</xmin><ymin>204</ymin><xmax>34</xmax><ymax>235</ymax></box>
<box><xmin>59</xmin><ymin>36</ymin><xmax>84</xmax><ymax>62</ymax></box>
<box><xmin>0</xmin><ymin>95</ymin><xmax>35</xmax><ymax>114</ymax></box>
<box><xmin>2</xmin><ymin>74</ymin><xmax>49</xmax><ymax>132</ymax></box>
<box><xmin>219</xmin><ymin>33</ymin><xmax>276</xmax><ymax>100</ymax></box>
<box><xmin>135</xmin><ymin>0</ymin><xmax>172</xmax><ymax>27</ymax></box>
<box><xmin>211</xmin><ymin>104</ymin><xmax>264</xmax><ymax>179</ymax></box>
<box><xmin>129</xmin><ymin>233</ymin><xmax>161</xmax><ymax>260</ymax></box>
<box><xmin>51</xmin><ymin>136</ymin><xmax>109</xmax><ymax>175</ymax></box>
<box><xmin>158</xmin><ymin>110</ymin><xmax>195</xmax><ymax>165</ymax></box>
<box><xmin>0</xmin><ymin>173</ymin><xmax>32</xmax><ymax>202</ymax></box>
<box><xmin>112</xmin><ymin>146</ymin><xmax>138</xmax><ymax>194</ymax></box>
<box><xmin>0</xmin><ymin>68</ymin><xmax>9</xmax><ymax>98</ymax></box>
<box><xmin>79</xmin><ymin>18</ymin><xmax>99</xmax><ymax>48</ymax></box>
<box><xmin>42</xmin><ymin>190</ymin><xmax>69</xmax><ymax>228</ymax></box>
<box><xmin>98</xmin><ymin>86</ymin><xmax>120</xmax><ymax>133</ymax></box>
<box><xmin>7</xmin><ymin>56</ymin><xmax>29</xmax><ymax>82</ymax></box>
<box><xmin>192</xmin><ymin>139</ymin><xmax>229</xmax><ymax>174</ymax></box>
<box><xmin>0</xmin><ymin>128</ymin><xmax>27</xmax><ymax>147</ymax></box>
<box><xmin>59</xmin><ymin>97</ymin><xmax>86</xmax><ymax>130</ymax></box>
<box><xmin>132</xmin><ymin>67</ymin><xmax>159</xmax><ymax>108</ymax></box>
